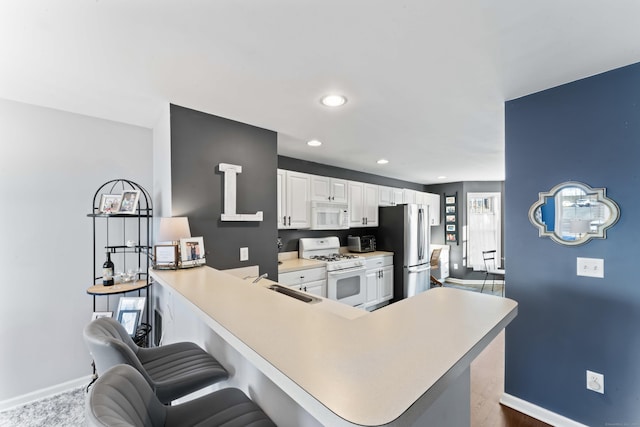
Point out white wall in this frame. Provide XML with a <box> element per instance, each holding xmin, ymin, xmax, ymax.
<box><xmin>0</xmin><ymin>98</ymin><xmax>153</xmax><ymax>403</ymax></box>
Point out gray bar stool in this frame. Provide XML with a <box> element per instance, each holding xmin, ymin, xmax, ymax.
<box><xmin>87</xmin><ymin>364</ymin><xmax>276</xmax><ymax>427</ymax></box>
<box><xmin>84</xmin><ymin>317</ymin><xmax>228</xmax><ymax>404</ymax></box>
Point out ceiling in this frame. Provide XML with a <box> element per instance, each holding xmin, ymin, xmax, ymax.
<box><xmin>2</xmin><ymin>1</ymin><xmax>640</xmax><ymax>184</ymax></box>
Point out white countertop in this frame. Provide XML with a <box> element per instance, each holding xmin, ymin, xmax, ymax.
<box><xmin>278</xmin><ymin>257</ymin><xmax>326</xmax><ymax>273</ymax></box>
<box><xmin>150</xmin><ymin>266</ymin><xmax>517</xmax><ymax>426</ymax></box>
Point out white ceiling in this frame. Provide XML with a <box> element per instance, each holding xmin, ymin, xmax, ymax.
<box><xmin>2</xmin><ymin>1</ymin><xmax>640</xmax><ymax>184</ymax></box>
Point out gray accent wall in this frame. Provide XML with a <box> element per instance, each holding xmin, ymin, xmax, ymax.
<box><xmin>170</xmin><ymin>105</ymin><xmax>279</xmax><ymax>280</ymax></box>
<box><xmin>505</xmin><ymin>62</ymin><xmax>640</xmax><ymax>424</ymax></box>
<box><xmin>425</xmin><ymin>181</ymin><xmax>504</xmax><ymax>281</ymax></box>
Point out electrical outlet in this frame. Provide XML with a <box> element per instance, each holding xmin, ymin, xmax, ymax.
<box><xmin>453</xmin><ymin>263</ymin><xmax>458</xmax><ymax>270</ymax></box>
<box><xmin>240</xmin><ymin>247</ymin><xmax>249</xmax><ymax>261</ymax></box>
<box><xmin>586</xmin><ymin>370</ymin><xmax>604</xmax><ymax>394</ymax></box>
<box><xmin>577</xmin><ymin>257</ymin><xmax>604</xmax><ymax>278</ymax></box>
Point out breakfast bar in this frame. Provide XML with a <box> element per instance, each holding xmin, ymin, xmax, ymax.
<box><xmin>150</xmin><ymin>266</ymin><xmax>517</xmax><ymax>427</ymax></box>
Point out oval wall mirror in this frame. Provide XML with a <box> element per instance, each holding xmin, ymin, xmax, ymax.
<box><xmin>528</xmin><ymin>181</ymin><xmax>620</xmax><ymax>246</ymax></box>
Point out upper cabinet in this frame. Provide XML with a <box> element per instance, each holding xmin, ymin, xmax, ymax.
<box><xmin>277</xmin><ymin>169</ymin><xmax>440</xmax><ymax>229</ymax></box>
<box><xmin>379</xmin><ymin>186</ymin><xmax>404</xmax><ymax>207</ymax></box>
<box><xmin>310</xmin><ymin>175</ymin><xmax>348</xmax><ymax>203</ymax></box>
<box><xmin>277</xmin><ymin>169</ymin><xmax>311</xmax><ymax>229</ymax></box>
<box><xmin>349</xmin><ymin>181</ymin><xmax>379</xmax><ymax>227</ymax></box>
<box><xmin>421</xmin><ymin>192</ymin><xmax>441</xmax><ymax>226</ymax></box>
<box><xmin>402</xmin><ymin>189</ymin><xmax>417</xmax><ymax>204</ymax></box>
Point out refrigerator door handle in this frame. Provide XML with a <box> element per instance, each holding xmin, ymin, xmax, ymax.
<box><xmin>406</xmin><ymin>265</ymin><xmax>430</xmax><ymax>273</ymax></box>
<box><xmin>417</xmin><ymin>207</ymin><xmax>424</xmax><ymax>260</ymax></box>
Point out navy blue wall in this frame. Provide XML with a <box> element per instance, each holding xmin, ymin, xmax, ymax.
<box><xmin>505</xmin><ymin>62</ymin><xmax>640</xmax><ymax>425</ymax></box>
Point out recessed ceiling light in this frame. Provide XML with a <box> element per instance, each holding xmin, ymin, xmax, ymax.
<box><xmin>307</xmin><ymin>139</ymin><xmax>322</xmax><ymax>147</ymax></box>
<box><xmin>320</xmin><ymin>94</ymin><xmax>347</xmax><ymax>107</ymax></box>
<box><xmin>437</xmin><ymin>176</ymin><xmax>447</xmax><ymax>180</ymax></box>
<box><xmin>377</xmin><ymin>159</ymin><xmax>389</xmax><ymax>165</ymax></box>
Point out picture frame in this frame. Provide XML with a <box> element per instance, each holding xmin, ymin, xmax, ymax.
<box><xmin>99</xmin><ymin>194</ymin><xmax>122</xmax><ymax>214</ymax></box>
<box><xmin>154</xmin><ymin>244</ymin><xmax>178</xmax><ymax>269</ymax></box>
<box><xmin>180</xmin><ymin>236</ymin><xmax>206</xmax><ymax>268</ymax></box>
<box><xmin>445</xmin><ymin>193</ymin><xmax>458</xmax><ymax>244</ymax></box>
<box><xmin>117</xmin><ymin>310</ymin><xmax>141</xmax><ymax>336</ymax></box>
<box><xmin>91</xmin><ymin>311</ymin><xmax>113</xmax><ymax>321</ymax></box>
<box><xmin>116</xmin><ymin>296</ymin><xmax>145</xmax><ymax>323</ymax></box>
<box><xmin>118</xmin><ymin>190</ymin><xmax>140</xmax><ymax>214</ymax></box>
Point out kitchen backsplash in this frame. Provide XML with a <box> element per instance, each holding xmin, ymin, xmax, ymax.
<box><xmin>278</xmin><ymin>228</ymin><xmax>379</xmax><ymax>253</ymax></box>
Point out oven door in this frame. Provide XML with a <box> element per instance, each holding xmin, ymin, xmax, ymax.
<box><xmin>327</xmin><ymin>266</ymin><xmax>367</xmax><ymax>307</ymax></box>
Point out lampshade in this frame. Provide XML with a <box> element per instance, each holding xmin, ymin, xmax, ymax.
<box><xmin>158</xmin><ymin>217</ymin><xmax>192</xmax><ymax>243</ymax></box>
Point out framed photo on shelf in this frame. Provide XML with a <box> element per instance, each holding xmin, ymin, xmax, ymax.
<box><xmin>99</xmin><ymin>194</ymin><xmax>122</xmax><ymax>214</ymax></box>
<box><xmin>116</xmin><ymin>296</ymin><xmax>145</xmax><ymax>323</ymax></box>
<box><xmin>118</xmin><ymin>190</ymin><xmax>140</xmax><ymax>214</ymax></box>
<box><xmin>154</xmin><ymin>244</ymin><xmax>178</xmax><ymax>269</ymax></box>
<box><xmin>446</xmin><ymin>215</ymin><xmax>456</xmax><ymax>223</ymax></box>
<box><xmin>446</xmin><ymin>233</ymin><xmax>457</xmax><ymax>242</ymax></box>
<box><xmin>180</xmin><ymin>236</ymin><xmax>206</xmax><ymax>267</ymax></box>
<box><xmin>117</xmin><ymin>310</ymin><xmax>141</xmax><ymax>336</ymax></box>
<box><xmin>445</xmin><ymin>205</ymin><xmax>456</xmax><ymax>214</ymax></box>
<box><xmin>446</xmin><ymin>224</ymin><xmax>456</xmax><ymax>232</ymax></box>
<box><xmin>445</xmin><ymin>196</ymin><xmax>456</xmax><ymax>204</ymax></box>
<box><xmin>91</xmin><ymin>311</ymin><xmax>113</xmax><ymax>321</ymax></box>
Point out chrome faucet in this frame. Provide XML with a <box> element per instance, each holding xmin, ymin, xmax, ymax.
<box><xmin>243</xmin><ymin>273</ymin><xmax>268</xmax><ymax>283</ymax></box>
<box><xmin>252</xmin><ymin>273</ymin><xmax>268</xmax><ymax>283</ymax></box>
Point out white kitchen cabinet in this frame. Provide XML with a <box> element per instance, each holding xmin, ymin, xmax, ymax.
<box><xmin>414</xmin><ymin>192</ymin><xmax>441</xmax><ymax>226</ymax></box>
<box><xmin>349</xmin><ymin>181</ymin><xmax>379</xmax><ymax>227</ymax></box>
<box><xmin>403</xmin><ymin>189</ymin><xmax>417</xmax><ymax>204</ymax></box>
<box><xmin>278</xmin><ymin>267</ymin><xmax>327</xmax><ymax>297</ymax></box>
<box><xmin>277</xmin><ymin>169</ymin><xmax>311</xmax><ymax>229</ymax></box>
<box><xmin>310</xmin><ymin>175</ymin><xmax>348</xmax><ymax>203</ymax></box>
<box><xmin>424</xmin><ymin>192</ymin><xmax>441</xmax><ymax>226</ymax></box>
<box><xmin>379</xmin><ymin>186</ymin><xmax>405</xmax><ymax>207</ymax></box>
<box><xmin>364</xmin><ymin>255</ymin><xmax>393</xmax><ymax>308</ymax></box>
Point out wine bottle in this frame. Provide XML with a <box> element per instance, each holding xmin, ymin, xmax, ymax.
<box><xmin>103</xmin><ymin>252</ymin><xmax>114</xmax><ymax>286</ymax></box>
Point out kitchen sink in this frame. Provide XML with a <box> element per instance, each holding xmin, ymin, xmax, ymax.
<box><xmin>268</xmin><ymin>284</ymin><xmax>321</xmax><ymax>304</ymax></box>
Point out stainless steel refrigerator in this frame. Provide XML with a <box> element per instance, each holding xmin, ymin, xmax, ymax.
<box><xmin>378</xmin><ymin>204</ymin><xmax>431</xmax><ymax>301</ymax></box>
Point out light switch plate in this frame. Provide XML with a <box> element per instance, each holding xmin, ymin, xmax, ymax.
<box><xmin>240</xmin><ymin>247</ymin><xmax>249</xmax><ymax>261</ymax></box>
<box><xmin>577</xmin><ymin>257</ymin><xmax>604</xmax><ymax>278</ymax></box>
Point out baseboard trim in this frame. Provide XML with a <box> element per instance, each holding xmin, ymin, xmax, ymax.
<box><xmin>0</xmin><ymin>375</ymin><xmax>92</xmax><ymax>412</ymax></box>
<box><xmin>500</xmin><ymin>393</ymin><xmax>589</xmax><ymax>427</ymax></box>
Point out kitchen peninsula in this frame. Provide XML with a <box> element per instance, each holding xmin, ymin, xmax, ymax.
<box><xmin>150</xmin><ymin>267</ymin><xmax>517</xmax><ymax>427</ymax></box>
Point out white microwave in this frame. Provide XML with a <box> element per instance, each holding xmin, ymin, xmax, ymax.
<box><xmin>310</xmin><ymin>201</ymin><xmax>349</xmax><ymax>230</ymax></box>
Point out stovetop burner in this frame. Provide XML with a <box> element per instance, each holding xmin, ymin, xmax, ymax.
<box><xmin>310</xmin><ymin>253</ymin><xmax>359</xmax><ymax>262</ymax></box>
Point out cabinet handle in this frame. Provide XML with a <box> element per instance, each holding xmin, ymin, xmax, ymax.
<box><xmin>283</xmin><ymin>216</ymin><xmax>287</xmax><ymax>225</ymax></box>
<box><xmin>288</xmin><ymin>216</ymin><xmax>291</xmax><ymax>226</ymax></box>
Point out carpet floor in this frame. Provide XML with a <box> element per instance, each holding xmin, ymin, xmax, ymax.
<box><xmin>0</xmin><ymin>387</ymin><xmax>85</xmax><ymax>427</ymax></box>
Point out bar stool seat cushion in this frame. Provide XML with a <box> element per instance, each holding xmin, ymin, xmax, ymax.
<box><xmin>84</xmin><ymin>317</ymin><xmax>228</xmax><ymax>404</ymax></box>
<box><xmin>87</xmin><ymin>364</ymin><xmax>276</xmax><ymax>427</ymax></box>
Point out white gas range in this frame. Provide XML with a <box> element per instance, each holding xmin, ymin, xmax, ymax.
<box><xmin>299</xmin><ymin>237</ymin><xmax>367</xmax><ymax>308</ymax></box>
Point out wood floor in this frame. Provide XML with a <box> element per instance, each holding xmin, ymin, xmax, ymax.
<box><xmin>470</xmin><ymin>331</ymin><xmax>551</xmax><ymax>427</ymax></box>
